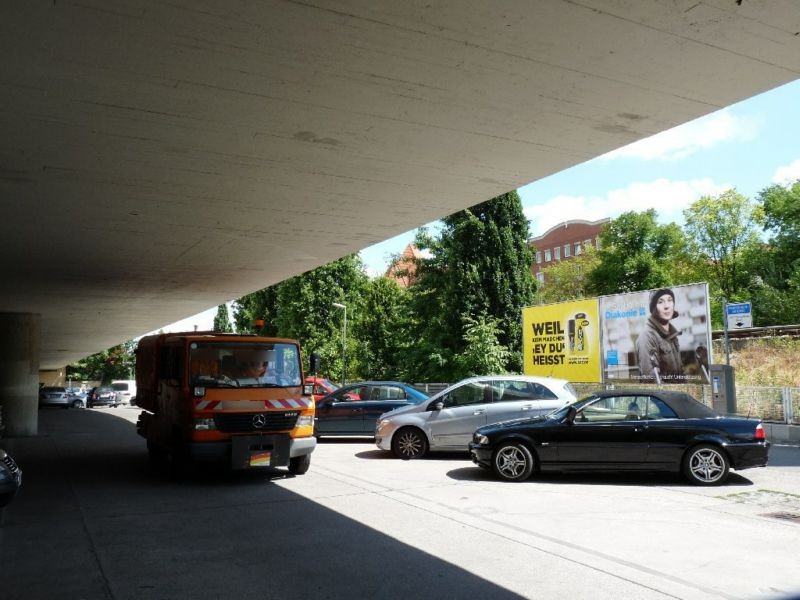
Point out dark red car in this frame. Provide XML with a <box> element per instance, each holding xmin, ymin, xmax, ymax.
<box><xmin>304</xmin><ymin>377</ymin><xmax>340</xmax><ymax>403</ymax></box>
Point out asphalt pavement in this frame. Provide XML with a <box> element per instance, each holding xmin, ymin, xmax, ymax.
<box><xmin>2</xmin><ymin>407</ymin><xmax>800</xmax><ymax>600</ymax></box>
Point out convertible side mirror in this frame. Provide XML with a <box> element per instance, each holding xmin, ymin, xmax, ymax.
<box><xmin>563</xmin><ymin>405</ymin><xmax>577</xmax><ymax>426</ymax></box>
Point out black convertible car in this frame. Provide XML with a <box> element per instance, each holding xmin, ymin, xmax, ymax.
<box><xmin>469</xmin><ymin>390</ymin><xmax>769</xmax><ymax>485</ymax></box>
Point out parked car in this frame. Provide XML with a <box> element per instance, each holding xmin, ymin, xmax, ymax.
<box><xmin>38</xmin><ymin>386</ymin><xmax>70</xmax><ymax>409</ymax></box>
<box><xmin>469</xmin><ymin>389</ymin><xmax>770</xmax><ymax>485</ymax></box>
<box><xmin>305</xmin><ymin>376</ymin><xmax>340</xmax><ymax>402</ymax></box>
<box><xmin>111</xmin><ymin>380</ymin><xmax>136</xmax><ymax>406</ymax></box>
<box><xmin>375</xmin><ymin>375</ymin><xmax>576</xmax><ymax>459</ymax></box>
<box><xmin>0</xmin><ymin>448</ymin><xmax>22</xmax><ymax>507</ymax></box>
<box><xmin>87</xmin><ymin>386</ymin><xmax>118</xmax><ymax>408</ymax></box>
<box><xmin>315</xmin><ymin>382</ymin><xmax>430</xmax><ymax>438</ymax></box>
<box><xmin>65</xmin><ymin>388</ymin><xmax>87</xmax><ymax>408</ymax></box>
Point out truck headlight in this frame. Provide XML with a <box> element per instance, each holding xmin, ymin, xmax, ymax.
<box><xmin>193</xmin><ymin>418</ymin><xmax>216</xmax><ymax>430</ymax></box>
<box><xmin>296</xmin><ymin>415</ymin><xmax>314</xmax><ymax>427</ymax></box>
<box><xmin>474</xmin><ymin>434</ymin><xmax>489</xmax><ymax>445</ymax></box>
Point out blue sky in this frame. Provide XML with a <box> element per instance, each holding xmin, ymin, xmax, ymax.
<box><xmin>360</xmin><ymin>78</ymin><xmax>800</xmax><ymax>276</ymax></box>
<box><xmin>167</xmin><ymin>78</ymin><xmax>800</xmax><ymax>332</ymax></box>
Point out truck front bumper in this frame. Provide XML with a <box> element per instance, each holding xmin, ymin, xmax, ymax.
<box><xmin>187</xmin><ymin>434</ymin><xmax>316</xmax><ymax>469</ymax></box>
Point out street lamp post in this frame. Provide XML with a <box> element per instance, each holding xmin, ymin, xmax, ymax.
<box><xmin>332</xmin><ymin>302</ymin><xmax>347</xmax><ymax>387</ymax></box>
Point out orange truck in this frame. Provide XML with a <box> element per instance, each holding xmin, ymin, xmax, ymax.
<box><xmin>135</xmin><ymin>332</ymin><xmax>317</xmax><ymax>474</ymax></box>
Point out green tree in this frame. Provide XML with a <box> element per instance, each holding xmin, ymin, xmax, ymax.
<box><xmin>683</xmin><ymin>189</ymin><xmax>762</xmax><ymax>301</ymax></box>
<box><xmin>587</xmin><ymin>210</ymin><xmax>686</xmax><ymax>295</ymax></box>
<box><xmin>66</xmin><ymin>340</ymin><xmax>137</xmax><ymax>383</ymax></box>
<box><xmin>212</xmin><ymin>304</ymin><xmax>233</xmax><ymax>333</ymax></box>
<box><xmin>410</xmin><ymin>191</ymin><xmax>536</xmax><ymax>379</ymax></box>
<box><xmin>749</xmin><ymin>180</ymin><xmax>800</xmax><ymax>325</ymax></box>
<box><xmin>231</xmin><ymin>254</ymin><xmax>369</xmax><ymax>380</ymax></box>
<box><xmin>534</xmin><ymin>245</ymin><xmax>599</xmax><ymax>304</ymax></box>
<box><xmin>233</xmin><ymin>287</ymin><xmax>279</xmax><ymax>335</ymax></box>
<box><xmin>455</xmin><ymin>314</ymin><xmax>510</xmax><ymax>377</ymax></box>
<box><xmin>352</xmin><ymin>277</ymin><xmax>412</xmax><ymax>380</ymax></box>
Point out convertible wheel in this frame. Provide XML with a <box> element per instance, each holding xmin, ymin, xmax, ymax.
<box><xmin>392</xmin><ymin>427</ymin><xmax>428</xmax><ymax>460</ymax></box>
<box><xmin>492</xmin><ymin>441</ymin><xmax>534</xmax><ymax>482</ymax></box>
<box><xmin>682</xmin><ymin>444</ymin><xmax>730</xmax><ymax>486</ymax></box>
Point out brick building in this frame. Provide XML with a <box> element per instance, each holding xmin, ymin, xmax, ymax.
<box><xmin>529</xmin><ymin>218</ymin><xmax>610</xmax><ymax>283</ymax></box>
<box><xmin>384</xmin><ymin>243</ymin><xmax>422</xmax><ymax>287</ymax></box>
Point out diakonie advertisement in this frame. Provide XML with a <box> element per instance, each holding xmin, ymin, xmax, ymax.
<box><xmin>522</xmin><ymin>283</ymin><xmax>712</xmax><ymax>384</ymax></box>
<box><xmin>599</xmin><ymin>283</ymin><xmax>712</xmax><ymax>385</ymax></box>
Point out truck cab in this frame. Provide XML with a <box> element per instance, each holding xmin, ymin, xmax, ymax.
<box><xmin>135</xmin><ymin>332</ymin><xmax>316</xmax><ymax>475</ymax></box>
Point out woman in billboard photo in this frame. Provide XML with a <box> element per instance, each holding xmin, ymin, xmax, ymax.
<box><xmin>636</xmin><ymin>288</ymin><xmax>684</xmax><ymax>383</ymax></box>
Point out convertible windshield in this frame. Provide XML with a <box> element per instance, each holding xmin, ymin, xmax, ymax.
<box><xmin>188</xmin><ymin>341</ymin><xmax>302</xmax><ymax>388</ymax></box>
<box><xmin>547</xmin><ymin>396</ymin><xmax>594</xmax><ymax>420</ymax></box>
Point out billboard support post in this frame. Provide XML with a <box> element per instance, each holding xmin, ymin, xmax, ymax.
<box><xmin>722</xmin><ymin>298</ymin><xmax>731</xmax><ymax>366</ymax></box>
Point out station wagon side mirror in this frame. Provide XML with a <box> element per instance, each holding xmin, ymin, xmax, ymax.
<box><xmin>563</xmin><ymin>405</ymin><xmax>577</xmax><ymax>426</ymax></box>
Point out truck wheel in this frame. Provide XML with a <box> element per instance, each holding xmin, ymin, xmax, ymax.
<box><xmin>168</xmin><ymin>433</ymin><xmax>193</xmax><ymax>479</ymax></box>
<box><xmin>289</xmin><ymin>454</ymin><xmax>310</xmax><ymax>475</ymax></box>
<box><xmin>147</xmin><ymin>440</ymin><xmax>166</xmax><ymax>465</ymax></box>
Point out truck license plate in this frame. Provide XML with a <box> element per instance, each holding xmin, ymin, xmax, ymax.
<box><xmin>249</xmin><ymin>451</ymin><xmax>271</xmax><ymax>466</ymax></box>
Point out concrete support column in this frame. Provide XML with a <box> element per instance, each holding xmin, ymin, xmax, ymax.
<box><xmin>0</xmin><ymin>313</ymin><xmax>40</xmax><ymax>437</ymax></box>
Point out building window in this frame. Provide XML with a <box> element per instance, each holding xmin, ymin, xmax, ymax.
<box><xmin>536</xmin><ymin>272</ymin><xmax>545</xmax><ymax>283</ymax></box>
<box><xmin>554</xmin><ymin>246</ymin><xmax>561</xmax><ymax>260</ymax></box>
<box><xmin>564</xmin><ymin>244</ymin><xmax>571</xmax><ymax>258</ymax></box>
<box><xmin>574</xmin><ymin>242</ymin><xmax>582</xmax><ymax>256</ymax></box>
<box><xmin>544</xmin><ymin>249</ymin><xmax>551</xmax><ymax>262</ymax></box>
<box><xmin>535</xmin><ymin>251</ymin><xmax>541</xmax><ymax>264</ymax></box>
<box><xmin>595</xmin><ymin>236</ymin><xmax>601</xmax><ymax>249</ymax></box>
<box><xmin>584</xmin><ymin>239</ymin><xmax>592</xmax><ymax>249</ymax></box>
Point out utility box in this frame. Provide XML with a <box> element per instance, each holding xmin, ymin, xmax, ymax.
<box><xmin>709</xmin><ymin>364</ymin><xmax>736</xmax><ymax>414</ymax></box>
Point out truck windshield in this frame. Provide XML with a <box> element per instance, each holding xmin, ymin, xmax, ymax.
<box><xmin>188</xmin><ymin>342</ymin><xmax>302</xmax><ymax>388</ymax></box>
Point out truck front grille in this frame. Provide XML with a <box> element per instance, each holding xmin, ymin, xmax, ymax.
<box><xmin>214</xmin><ymin>411</ymin><xmax>299</xmax><ymax>433</ymax></box>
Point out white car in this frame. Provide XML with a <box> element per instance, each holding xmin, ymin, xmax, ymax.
<box><xmin>375</xmin><ymin>375</ymin><xmax>576</xmax><ymax>459</ymax></box>
<box><xmin>111</xmin><ymin>380</ymin><xmax>137</xmax><ymax>406</ymax></box>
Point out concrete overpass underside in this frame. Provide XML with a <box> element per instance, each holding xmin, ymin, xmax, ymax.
<box><xmin>1</xmin><ymin>1</ymin><xmax>799</xmax><ymax>432</ymax></box>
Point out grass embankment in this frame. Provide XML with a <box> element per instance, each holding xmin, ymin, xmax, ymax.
<box><xmin>714</xmin><ymin>337</ymin><xmax>800</xmax><ymax>387</ymax></box>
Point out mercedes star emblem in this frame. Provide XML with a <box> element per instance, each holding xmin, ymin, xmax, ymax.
<box><xmin>252</xmin><ymin>414</ymin><xmax>267</xmax><ymax>429</ymax></box>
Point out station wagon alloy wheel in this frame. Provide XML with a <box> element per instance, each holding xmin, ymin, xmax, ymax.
<box><xmin>683</xmin><ymin>445</ymin><xmax>729</xmax><ymax>485</ymax></box>
<box><xmin>392</xmin><ymin>427</ymin><xmax>427</xmax><ymax>460</ymax></box>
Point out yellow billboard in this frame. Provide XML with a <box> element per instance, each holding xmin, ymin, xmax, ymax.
<box><xmin>522</xmin><ymin>299</ymin><xmax>601</xmax><ymax>382</ymax></box>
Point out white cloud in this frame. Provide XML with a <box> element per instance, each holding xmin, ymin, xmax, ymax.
<box><xmin>525</xmin><ymin>178</ymin><xmax>731</xmax><ymax>236</ymax></box>
<box><xmin>772</xmin><ymin>159</ymin><xmax>800</xmax><ymax>186</ymax></box>
<box><xmin>601</xmin><ymin>109</ymin><xmax>760</xmax><ymax>162</ymax></box>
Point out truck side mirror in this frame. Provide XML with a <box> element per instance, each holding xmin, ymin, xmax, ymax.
<box><xmin>310</xmin><ymin>352</ymin><xmax>321</xmax><ymax>374</ymax></box>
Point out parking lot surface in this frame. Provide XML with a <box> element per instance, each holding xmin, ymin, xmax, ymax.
<box><xmin>2</xmin><ymin>407</ymin><xmax>799</xmax><ymax>600</ymax></box>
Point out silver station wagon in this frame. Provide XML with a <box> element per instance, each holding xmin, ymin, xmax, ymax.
<box><xmin>375</xmin><ymin>375</ymin><xmax>576</xmax><ymax>459</ymax></box>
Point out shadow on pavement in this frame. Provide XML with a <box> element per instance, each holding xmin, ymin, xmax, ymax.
<box><xmin>445</xmin><ymin>464</ymin><xmax>756</xmax><ymax>487</ymax></box>
<box><xmin>1</xmin><ymin>409</ymin><xmax>526</xmax><ymax>600</ymax></box>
